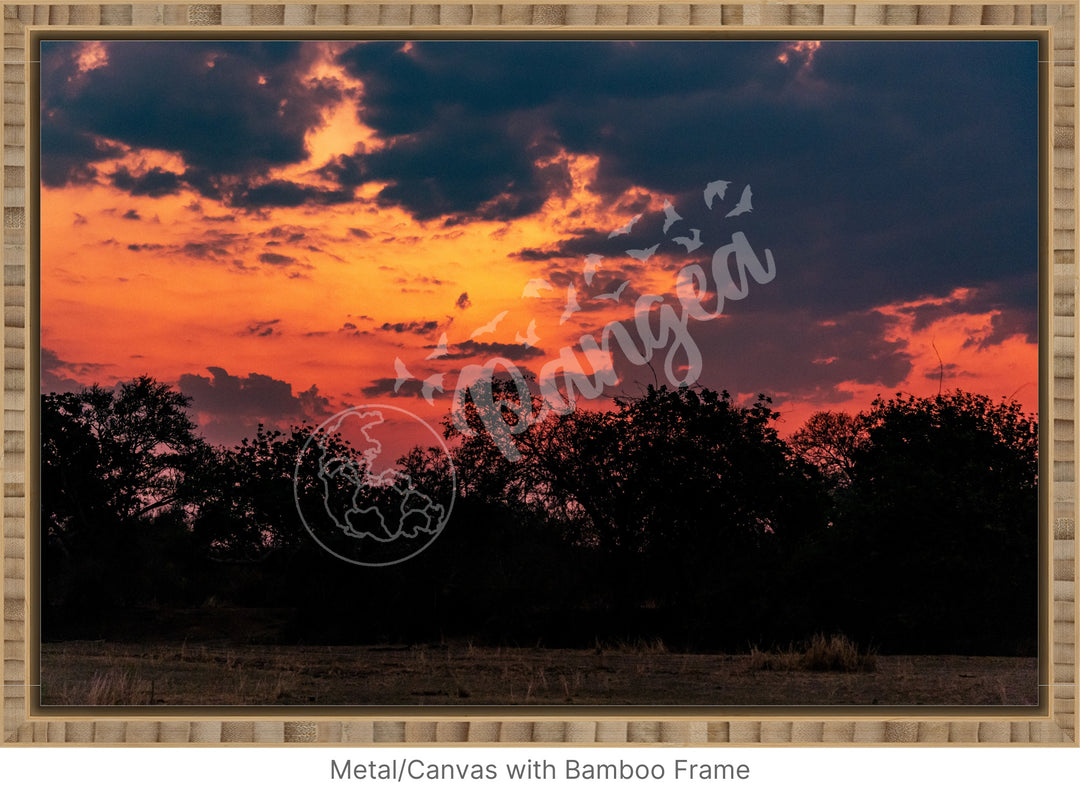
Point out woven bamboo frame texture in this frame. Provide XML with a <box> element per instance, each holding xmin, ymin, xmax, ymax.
<box><xmin>1</xmin><ymin>1</ymin><xmax>1077</xmax><ymax>745</ymax></box>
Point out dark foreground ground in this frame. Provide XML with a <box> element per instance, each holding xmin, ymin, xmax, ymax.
<box><xmin>40</xmin><ymin>640</ymin><xmax>1038</xmax><ymax>707</ymax></box>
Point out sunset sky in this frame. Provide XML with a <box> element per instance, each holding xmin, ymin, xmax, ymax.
<box><xmin>39</xmin><ymin>38</ymin><xmax>1039</xmax><ymax>455</ymax></box>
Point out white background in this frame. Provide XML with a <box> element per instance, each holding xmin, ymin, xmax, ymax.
<box><xmin>1</xmin><ymin>745</ymin><xmax>1077</xmax><ymax>800</ymax></box>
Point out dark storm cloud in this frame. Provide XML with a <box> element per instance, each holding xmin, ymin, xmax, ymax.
<box><xmin>513</xmin><ymin>248</ymin><xmax>566</xmax><ymax>263</ymax></box>
<box><xmin>234</xmin><ymin>179</ymin><xmax>354</xmax><ymax>209</ymax></box>
<box><xmin>42</xmin><ymin>39</ymin><xmax>1037</xmax><ymax>346</ymax></box>
<box><xmin>259</xmin><ymin>252</ymin><xmax>295</xmax><ymax>266</ymax></box>
<box><xmin>588</xmin><ymin>298</ymin><xmax>915</xmax><ymax>414</ymax></box>
<box><xmin>40</xmin><ymin>40</ymin><xmax>343</xmax><ymax>207</ymax></box>
<box><xmin>434</xmin><ymin>340</ymin><xmax>543</xmax><ymax>362</ymax></box>
<box><xmin>378</xmin><ymin>320</ymin><xmax>439</xmax><ymax>335</ymax></box>
<box><xmin>179</xmin><ymin>366</ymin><xmax>301</xmax><ymax>416</ymax></box>
<box><xmin>244</xmin><ymin>319</ymin><xmax>281</xmax><ymax>337</ymax></box>
<box><xmin>741</xmin><ymin>41</ymin><xmax>1036</xmax><ymax>317</ymax></box>
<box><xmin>317</xmin><ymin>148</ymin><xmax>368</xmax><ymax>188</ymax></box>
<box><xmin>40</xmin><ymin>348</ymin><xmax>112</xmax><ymax>394</ymax></box>
<box><xmin>550</xmin><ymin>262</ymin><xmax>646</xmax><ymax>292</ymax></box>
<box><xmin>179</xmin><ymin>240</ymin><xmax>232</xmax><ymax>261</ymax></box>
<box><xmin>336</xmin><ymin>40</ymin><xmax>770</xmax><ymax>137</ymax></box>
<box><xmin>655</xmin><ymin>308</ymin><xmax>914</xmax><ymax>409</ymax></box>
<box><xmin>189</xmin><ymin>204</ymin><xmax>236</xmax><ymax>223</ymax></box>
<box><xmin>361</xmin><ymin>377</ymin><xmax>425</xmax><ymax>398</ymax></box>
<box><xmin>455</xmin><ymin>292</ymin><xmax>471</xmax><ymax>310</ymax></box>
<box><xmin>897</xmin><ymin>276</ymin><xmax>1038</xmax><ymax>349</ymax></box>
<box><xmin>120</xmin><ymin>232</ymin><xmax>241</xmax><ymax>262</ymax></box>
<box><xmin>260</xmin><ymin>224</ymin><xmax>308</xmax><ymax>244</ymax></box>
<box><xmin>38</xmin><ymin>110</ymin><xmax>123</xmax><ymax>187</ymax></box>
<box><xmin>42</xmin><ymin>40</ymin><xmax>334</xmax><ymax>173</ymax></box>
<box><xmin>338</xmin><ymin>319</ymin><xmax>375</xmax><ymax>337</ymax></box>
<box><xmin>331</xmin><ymin>39</ymin><xmax>1035</xmax><ymax>336</ymax></box>
<box><xmin>327</xmin><ymin>125</ymin><xmax>570</xmax><ymax>222</ymax></box>
<box><xmin>334</xmin><ymin>40</ymin><xmax>760</xmax><ymax>222</ymax></box>
<box><xmin>509</xmin><ymin>228</ymin><xmax>633</xmax><ymax>265</ymax></box>
<box><xmin>971</xmin><ymin>308</ymin><xmax>1037</xmax><ymax>350</ymax></box>
<box><xmin>109</xmin><ymin>166</ymin><xmax>184</xmax><ymax>198</ymax></box>
<box><xmin>178</xmin><ymin>365</ymin><xmax>332</xmax><ymax>444</ymax></box>
<box><xmin>330</xmin><ymin>40</ymin><xmax>790</xmax><ymax>222</ymax></box>
<box><xmin>923</xmin><ymin>360</ymin><xmax>966</xmax><ymax>385</ymax></box>
<box><xmin>592</xmin><ymin>276</ymin><xmax>637</xmax><ymax>298</ymax></box>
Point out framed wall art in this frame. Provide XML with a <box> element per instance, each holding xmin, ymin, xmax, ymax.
<box><xmin>1</xmin><ymin>2</ymin><xmax>1076</xmax><ymax>746</ymax></box>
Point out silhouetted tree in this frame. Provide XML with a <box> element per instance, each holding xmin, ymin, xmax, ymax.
<box><xmin>585</xmin><ymin>386</ymin><xmax>827</xmax><ymax>645</ymax></box>
<box><xmin>442</xmin><ymin>382</ymin><xmax>830</xmax><ymax>647</ymax></box>
<box><xmin>42</xmin><ymin>376</ymin><xmax>209</xmax><ymax>630</ymax></box>
<box><xmin>789</xmin><ymin>410</ymin><xmax>867</xmax><ymax>490</ymax></box>
<box><xmin>192</xmin><ymin>424</ymin><xmax>317</xmax><ymax>565</ymax></box>
<box><xmin>42</xmin><ymin>372</ymin><xmax>1037</xmax><ymax>655</ymax></box>
<box><xmin>827</xmin><ymin>391</ymin><xmax>1038</xmax><ymax>653</ymax></box>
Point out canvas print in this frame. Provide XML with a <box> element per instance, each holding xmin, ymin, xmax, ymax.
<box><xmin>37</xmin><ymin>38</ymin><xmax>1039</xmax><ymax>706</ymax></box>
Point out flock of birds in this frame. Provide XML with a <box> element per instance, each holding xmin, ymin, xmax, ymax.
<box><xmin>393</xmin><ymin>180</ymin><xmax>754</xmax><ymax>404</ymax></box>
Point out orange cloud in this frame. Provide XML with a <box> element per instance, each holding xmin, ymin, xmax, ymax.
<box><xmin>777</xmin><ymin>40</ymin><xmax>822</xmax><ymax>68</ymax></box>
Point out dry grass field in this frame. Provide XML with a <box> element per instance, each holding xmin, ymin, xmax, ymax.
<box><xmin>39</xmin><ymin>638</ymin><xmax>1038</xmax><ymax>707</ymax></box>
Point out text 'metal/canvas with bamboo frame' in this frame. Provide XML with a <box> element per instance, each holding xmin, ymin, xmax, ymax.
<box><xmin>2</xmin><ymin>2</ymin><xmax>1078</xmax><ymax>745</ymax></box>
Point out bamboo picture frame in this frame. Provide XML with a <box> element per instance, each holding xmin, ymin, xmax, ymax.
<box><xmin>2</xmin><ymin>1</ymin><xmax>1077</xmax><ymax>745</ymax></box>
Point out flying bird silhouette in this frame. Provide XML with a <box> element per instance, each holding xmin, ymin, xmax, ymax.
<box><xmin>607</xmin><ymin>214</ymin><xmax>641</xmax><ymax>238</ymax></box>
<box><xmin>662</xmin><ymin>200</ymin><xmax>683</xmax><ymax>234</ymax></box>
<box><xmin>595</xmin><ymin>279</ymin><xmax>631</xmax><ymax>303</ymax></box>
<box><xmin>584</xmin><ymin>253</ymin><xmax>603</xmax><ymax>286</ymax></box>
<box><xmin>626</xmin><ymin>243</ymin><xmax>659</xmax><ymax>263</ymax></box>
<box><xmin>425</xmin><ymin>332</ymin><xmax>449</xmax><ymax>359</ymax></box>
<box><xmin>704</xmin><ymin>179</ymin><xmax>731</xmax><ymax>210</ymax></box>
<box><xmin>521</xmin><ymin>277</ymin><xmax>554</xmax><ymax>298</ymax></box>
<box><xmin>393</xmin><ymin>357</ymin><xmax>414</xmax><ymax>393</ymax></box>
<box><xmin>421</xmin><ymin>373</ymin><xmax>444</xmax><ymax>404</ymax></box>
<box><xmin>672</xmin><ymin>228</ymin><xmax>703</xmax><ymax>253</ymax></box>
<box><xmin>515</xmin><ymin>318</ymin><xmax>540</xmax><ymax>348</ymax></box>
<box><xmin>560</xmin><ymin>285</ymin><xmax>581</xmax><ymax>325</ymax></box>
<box><xmin>726</xmin><ymin>185</ymin><xmax>753</xmax><ymax>217</ymax></box>
<box><xmin>468</xmin><ymin>310</ymin><xmax>508</xmax><ymax>340</ymax></box>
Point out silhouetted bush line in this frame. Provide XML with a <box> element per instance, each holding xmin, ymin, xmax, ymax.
<box><xmin>42</xmin><ymin>378</ymin><xmax>1037</xmax><ymax>655</ymax></box>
